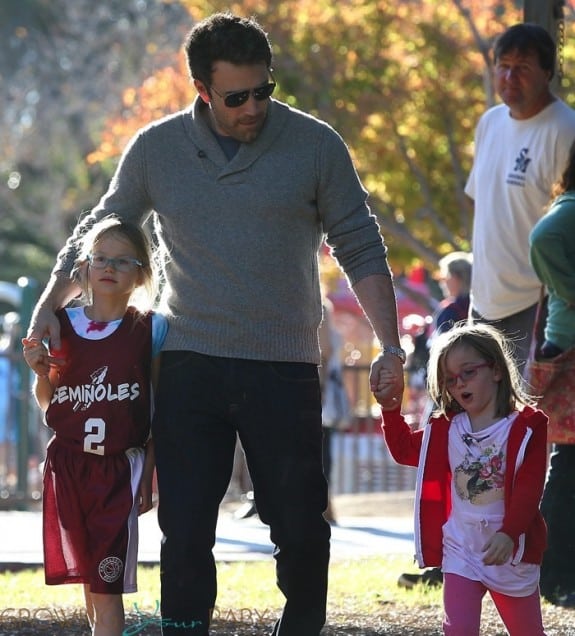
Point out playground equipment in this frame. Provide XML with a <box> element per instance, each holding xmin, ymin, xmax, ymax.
<box><xmin>0</xmin><ymin>278</ymin><xmax>39</xmax><ymax>509</ymax></box>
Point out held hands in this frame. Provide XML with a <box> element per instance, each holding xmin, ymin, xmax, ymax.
<box><xmin>481</xmin><ymin>531</ymin><xmax>514</xmax><ymax>566</ymax></box>
<box><xmin>21</xmin><ymin>337</ymin><xmax>65</xmax><ymax>377</ymax></box>
<box><xmin>370</xmin><ymin>352</ymin><xmax>404</xmax><ymax>410</ymax></box>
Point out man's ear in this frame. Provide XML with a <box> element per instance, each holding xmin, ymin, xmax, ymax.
<box><xmin>194</xmin><ymin>79</ymin><xmax>210</xmax><ymax>105</ymax></box>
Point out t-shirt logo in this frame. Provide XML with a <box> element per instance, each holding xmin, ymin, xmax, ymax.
<box><xmin>513</xmin><ymin>147</ymin><xmax>531</xmax><ymax>173</ymax></box>
<box><xmin>506</xmin><ymin>147</ymin><xmax>531</xmax><ymax>187</ymax></box>
<box><xmin>73</xmin><ymin>366</ymin><xmax>108</xmax><ymax>411</ymax></box>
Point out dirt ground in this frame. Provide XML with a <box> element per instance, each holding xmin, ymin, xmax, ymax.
<box><xmin>2</xmin><ymin>602</ymin><xmax>574</xmax><ymax>635</ymax></box>
<box><xmin>3</xmin><ymin>493</ymin><xmax>574</xmax><ymax>634</ymax></box>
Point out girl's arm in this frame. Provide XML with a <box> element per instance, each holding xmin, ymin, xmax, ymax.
<box><xmin>138</xmin><ymin>438</ymin><xmax>155</xmax><ymax>515</ymax></box>
<box><xmin>33</xmin><ymin>374</ymin><xmax>58</xmax><ymax>412</ymax></box>
<box><xmin>380</xmin><ymin>407</ymin><xmax>424</xmax><ymax>468</ymax></box>
<box><xmin>137</xmin><ymin>352</ymin><xmax>162</xmax><ymax>514</ymax></box>
<box><xmin>21</xmin><ymin>338</ymin><xmax>58</xmax><ymax>411</ymax></box>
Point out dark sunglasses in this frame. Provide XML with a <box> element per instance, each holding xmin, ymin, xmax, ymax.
<box><xmin>210</xmin><ymin>81</ymin><xmax>276</xmax><ymax>108</ymax></box>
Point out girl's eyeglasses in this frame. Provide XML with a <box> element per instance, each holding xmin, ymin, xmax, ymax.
<box><xmin>210</xmin><ymin>81</ymin><xmax>276</xmax><ymax>108</ymax></box>
<box><xmin>444</xmin><ymin>362</ymin><xmax>493</xmax><ymax>389</ymax></box>
<box><xmin>87</xmin><ymin>254</ymin><xmax>142</xmax><ymax>273</ymax></box>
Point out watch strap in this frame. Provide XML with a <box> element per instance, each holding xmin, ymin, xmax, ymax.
<box><xmin>382</xmin><ymin>345</ymin><xmax>406</xmax><ymax>364</ymax></box>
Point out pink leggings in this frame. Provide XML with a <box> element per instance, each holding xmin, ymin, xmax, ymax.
<box><xmin>443</xmin><ymin>573</ymin><xmax>546</xmax><ymax>635</ymax></box>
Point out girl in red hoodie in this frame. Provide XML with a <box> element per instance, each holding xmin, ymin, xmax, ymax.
<box><xmin>376</xmin><ymin>322</ymin><xmax>548</xmax><ymax>636</ymax></box>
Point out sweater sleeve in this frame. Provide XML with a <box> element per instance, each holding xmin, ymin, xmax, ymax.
<box><xmin>316</xmin><ymin>126</ymin><xmax>391</xmax><ymax>285</ymax></box>
<box><xmin>380</xmin><ymin>408</ymin><xmax>423</xmax><ymax>467</ymax></box>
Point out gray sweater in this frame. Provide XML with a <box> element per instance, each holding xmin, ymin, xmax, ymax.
<box><xmin>55</xmin><ymin>98</ymin><xmax>391</xmax><ymax>363</ymax></box>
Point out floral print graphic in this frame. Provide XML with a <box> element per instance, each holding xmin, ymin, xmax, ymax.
<box><xmin>454</xmin><ymin>440</ymin><xmax>505</xmax><ymax>505</ymax></box>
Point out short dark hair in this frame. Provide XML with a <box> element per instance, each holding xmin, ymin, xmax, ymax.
<box><xmin>494</xmin><ymin>23</ymin><xmax>556</xmax><ymax>79</ymax></box>
<box><xmin>184</xmin><ymin>13</ymin><xmax>273</xmax><ymax>86</ymax></box>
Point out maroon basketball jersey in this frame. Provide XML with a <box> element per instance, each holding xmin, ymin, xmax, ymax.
<box><xmin>45</xmin><ymin>307</ymin><xmax>152</xmax><ymax>455</ymax></box>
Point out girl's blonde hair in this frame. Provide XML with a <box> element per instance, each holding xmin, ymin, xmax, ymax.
<box><xmin>427</xmin><ymin>322</ymin><xmax>535</xmax><ymax>417</ymax></box>
<box><xmin>72</xmin><ymin>215</ymin><xmax>157</xmax><ymax>310</ymax></box>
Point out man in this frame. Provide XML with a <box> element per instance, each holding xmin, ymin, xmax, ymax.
<box><xmin>466</xmin><ymin>23</ymin><xmax>575</xmax><ymax>368</ymax></box>
<box><xmin>28</xmin><ymin>13</ymin><xmax>404</xmax><ymax>636</ymax></box>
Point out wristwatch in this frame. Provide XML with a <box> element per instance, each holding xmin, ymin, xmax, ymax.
<box><xmin>382</xmin><ymin>345</ymin><xmax>407</xmax><ymax>364</ymax></box>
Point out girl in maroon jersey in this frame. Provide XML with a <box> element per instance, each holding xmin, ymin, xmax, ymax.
<box><xmin>23</xmin><ymin>216</ymin><xmax>167</xmax><ymax>636</ymax></box>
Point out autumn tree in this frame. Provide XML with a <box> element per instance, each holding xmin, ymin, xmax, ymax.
<box><xmin>3</xmin><ymin>0</ymin><xmax>575</xmax><ymax>285</ymax></box>
<box><xmin>85</xmin><ymin>0</ymin><xmax>529</xmax><ymax>273</ymax></box>
<box><xmin>0</xmin><ymin>0</ymin><xmax>190</xmax><ymax>283</ymax></box>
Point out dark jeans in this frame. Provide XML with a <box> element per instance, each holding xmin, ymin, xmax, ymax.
<box><xmin>321</xmin><ymin>426</ymin><xmax>333</xmax><ymax>484</ymax></box>
<box><xmin>152</xmin><ymin>351</ymin><xmax>330</xmax><ymax>635</ymax></box>
<box><xmin>540</xmin><ymin>444</ymin><xmax>575</xmax><ymax>601</ymax></box>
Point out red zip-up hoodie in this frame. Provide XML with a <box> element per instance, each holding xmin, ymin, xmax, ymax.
<box><xmin>381</xmin><ymin>406</ymin><xmax>548</xmax><ymax>568</ymax></box>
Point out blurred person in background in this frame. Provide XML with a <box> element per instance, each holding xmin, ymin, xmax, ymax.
<box><xmin>434</xmin><ymin>252</ymin><xmax>472</xmax><ymax>334</ymax></box>
<box><xmin>318</xmin><ymin>296</ymin><xmax>351</xmax><ymax>525</ymax></box>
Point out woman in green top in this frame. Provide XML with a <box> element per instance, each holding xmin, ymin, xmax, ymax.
<box><xmin>529</xmin><ymin>138</ymin><xmax>575</xmax><ymax>608</ymax></box>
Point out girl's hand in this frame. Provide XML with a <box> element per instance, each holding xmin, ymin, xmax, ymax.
<box><xmin>481</xmin><ymin>532</ymin><xmax>513</xmax><ymax>565</ymax></box>
<box><xmin>21</xmin><ymin>338</ymin><xmax>65</xmax><ymax>376</ymax></box>
<box><xmin>137</xmin><ymin>480</ymin><xmax>153</xmax><ymax>515</ymax></box>
<box><xmin>373</xmin><ymin>368</ymin><xmax>403</xmax><ymax>410</ymax></box>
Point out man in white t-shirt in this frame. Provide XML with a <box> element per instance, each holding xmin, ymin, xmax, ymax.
<box><xmin>466</xmin><ymin>23</ymin><xmax>575</xmax><ymax>369</ymax></box>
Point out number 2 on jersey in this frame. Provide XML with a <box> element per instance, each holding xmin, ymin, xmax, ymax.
<box><xmin>84</xmin><ymin>417</ymin><xmax>106</xmax><ymax>455</ymax></box>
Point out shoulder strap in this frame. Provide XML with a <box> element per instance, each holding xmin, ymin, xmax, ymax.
<box><xmin>527</xmin><ymin>287</ymin><xmax>547</xmax><ymax>363</ymax></box>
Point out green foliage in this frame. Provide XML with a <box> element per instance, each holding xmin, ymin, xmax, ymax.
<box><xmin>250</xmin><ymin>0</ymin><xmax>515</xmax><ymax>267</ymax></box>
<box><xmin>0</xmin><ymin>214</ymin><xmax>56</xmax><ymax>285</ymax></box>
<box><xmin>0</xmin><ymin>555</ymin><xmax>431</xmax><ymax>615</ymax></box>
<box><xmin>0</xmin><ymin>0</ymin><xmax>190</xmax><ymax>286</ymax></box>
<box><xmin>179</xmin><ymin>0</ymin><xmax>524</xmax><ymax>268</ymax></box>
<box><xmin>2</xmin><ymin>0</ymin><xmax>574</xmax><ymax>284</ymax></box>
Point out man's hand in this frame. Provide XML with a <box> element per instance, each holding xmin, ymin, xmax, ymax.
<box><xmin>370</xmin><ymin>352</ymin><xmax>404</xmax><ymax>410</ymax></box>
<box><xmin>27</xmin><ymin>305</ymin><xmax>63</xmax><ymax>351</ymax></box>
<box><xmin>26</xmin><ymin>273</ymin><xmax>81</xmax><ymax>350</ymax></box>
<box><xmin>21</xmin><ymin>337</ymin><xmax>65</xmax><ymax>377</ymax></box>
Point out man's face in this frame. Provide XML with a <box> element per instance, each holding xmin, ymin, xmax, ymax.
<box><xmin>195</xmin><ymin>61</ymin><xmax>273</xmax><ymax>143</ymax></box>
<box><xmin>494</xmin><ymin>49</ymin><xmax>553</xmax><ymax>120</ymax></box>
